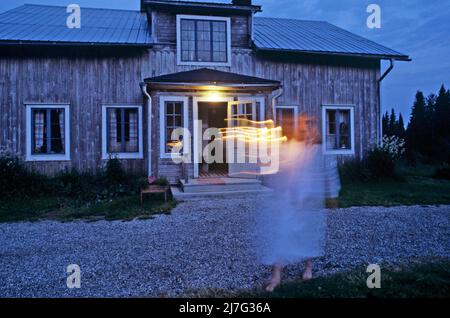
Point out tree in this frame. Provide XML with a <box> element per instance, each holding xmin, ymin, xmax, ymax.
<box><xmin>389</xmin><ymin>109</ymin><xmax>397</xmax><ymax>137</ymax></box>
<box><xmin>382</xmin><ymin>111</ymin><xmax>389</xmax><ymax>136</ymax></box>
<box><xmin>433</xmin><ymin>85</ymin><xmax>450</xmax><ymax>162</ymax></box>
<box><xmin>406</xmin><ymin>91</ymin><xmax>427</xmax><ymax>157</ymax></box>
<box><xmin>397</xmin><ymin>113</ymin><xmax>406</xmax><ymax>139</ymax></box>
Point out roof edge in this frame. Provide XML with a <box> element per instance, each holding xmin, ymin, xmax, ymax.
<box><xmin>0</xmin><ymin>40</ymin><xmax>153</xmax><ymax>48</ymax></box>
<box><xmin>254</xmin><ymin>46</ymin><xmax>411</xmax><ymax>61</ymax></box>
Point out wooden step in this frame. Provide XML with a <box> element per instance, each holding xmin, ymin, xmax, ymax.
<box><xmin>180</xmin><ymin>177</ymin><xmax>264</xmax><ymax>193</ymax></box>
<box><xmin>171</xmin><ymin>185</ymin><xmax>273</xmax><ymax>201</ymax></box>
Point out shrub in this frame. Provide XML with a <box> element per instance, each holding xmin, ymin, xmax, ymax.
<box><xmin>0</xmin><ymin>151</ymin><xmax>55</xmax><ymax>198</ymax></box>
<box><xmin>105</xmin><ymin>157</ymin><xmax>126</xmax><ymax>185</ymax></box>
<box><xmin>340</xmin><ymin>147</ymin><xmax>398</xmax><ymax>183</ymax></box>
<box><xmin>366</xmin><ymin>148</ymin><xmax>397</xmax><ymax>180</ymax></box>
<box><xmin>381</xmin><ymin>135</ymin><xmax>405</xmax><ymax>160</ymax></box>
<box><xmin>339</xmin><ymin>158</ymin><xmax>371</xmax><ymax>183</ymax></box>
<box><xmin>0</xmin><ymin>153</ymin><xmax>147</xmax><ymax>201</ymax></box>
<box><xmin>434</xmin><ymin>165</ymin><xmax>450</xmax><ymax>180</ymax></box>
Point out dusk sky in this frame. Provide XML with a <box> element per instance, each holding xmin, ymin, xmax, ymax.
<box><xmin>1</xmin><ymin>0</ymin><xmax>449</xmax><ymax>121</ymax></box>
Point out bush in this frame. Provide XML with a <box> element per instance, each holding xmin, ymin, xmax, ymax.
<box><xmin>366</xmin><ymin>148</ymin><xmax>397</xmax><ymax>180</ymax></box>
<box><xmin>340</xmin><ymin>147</ymin><xmax>398</xmax><ymax>183</ymax></box>
<box><xmin>381</xmin><ymin>135</ymin><xmax>405</xmax><ymax>160</ymax></box>
<box><xmin>339</xmin><ymin>158</ymin><xmax>371</xmax><ymax>182</ymax></box>
<box><xmin>105</xmin><ymin>157</ymin><xmax>126</xmax><ymax>185</ymax></box>
<box><xmin>0</xmin><ymin>151</ymin><xmax>55</xmax><ymax>198</ymax></box>
<box><xmin>434</xmin><ymin>165</ymin><xmax>450</xmax><ymax>180</ymax></box>
<box><xmin>0</xmin><ymin>153</ymin><xmax>147</xmax><ymax>201</ymax></box>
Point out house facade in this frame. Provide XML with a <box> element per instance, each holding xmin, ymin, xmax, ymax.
<box><xmin>0</xmin><ymin>0</ymin><xmax>409</xmax><ymax>183</ymax></box>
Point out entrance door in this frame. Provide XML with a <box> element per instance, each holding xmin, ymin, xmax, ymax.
<box><xmin>227</xmin><ymin>100</ymin><xmax>259</xmax><ymax>178</ymax></box>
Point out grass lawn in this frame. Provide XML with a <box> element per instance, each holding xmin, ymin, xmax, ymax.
<box><xmin>337</xmin><ymin>164</ymin><xmax>450</xmax><ymax>207</ymax></box>
<box><xmin>0</xmin><ymin>195</ymin><xmax>177</xmax><ymax>223</ymax></box>
<box><xmin>193</xmin><ymin>261</ymin><xmax>450</xmax><ymax>298</ymax></box>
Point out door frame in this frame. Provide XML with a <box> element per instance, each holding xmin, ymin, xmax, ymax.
<box><xmin>192</xmin><ymin>94</ymin><xmax>265</xmax><ymax>178</ymax></box>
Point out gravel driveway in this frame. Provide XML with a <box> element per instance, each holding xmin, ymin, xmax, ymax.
<box><xmin>0</xmin><ymin>198</ymin><xmax>449</xmax><ymax>297</ymax></box>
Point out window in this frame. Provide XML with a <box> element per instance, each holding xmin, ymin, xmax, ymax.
<box><xmin>26</xmin><ymin>104</ymin><xmax>70</xmax><ymax>161</ymax></box>
<box><xmin>102</xmin><ymin>105</ymin><xmax>143</xmax><ymax>159</ymax></box>
<box><xmin>276</xmin><ymin>106</ymin><xmax>298</xmax><ymax>140</ymax></box>
<box><xmin>177</xmin><ymin>15</ymin><xmax>231</xmax><ymax>66</ymax></box>
<box><xmin>160</xmin><ymin>96</ymin><xmax>189</xmax><ymax>158</ymax></box>
<box><xmin>322</xmin><ymin>105</ymin><xmax>355</xmax><ymax>154</ymax></box>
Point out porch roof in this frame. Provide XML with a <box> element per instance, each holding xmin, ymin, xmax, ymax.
<box><xmin>144</xmin><ymin>68</ymin><xmax>281</xmax><ymax>90</ymax></box>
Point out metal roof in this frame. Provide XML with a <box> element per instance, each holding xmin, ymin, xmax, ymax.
<box><xmin>0</xmin><ymin>4</ymin><xmax>409</xmax><ymax>60</ymax></box>
<box><xmin>253</xmin><ymin>17</ymin><xmax>409</xmax><ymax>60</ymax></box>
<box><xmin>145</xmin><ymin>67</ymin><xmax>280</xmax><ymax>86</ymax></box>
<box><xmin>0</xmin><ymin>4</ymin><xmax>151</xmax><ymax>46</ymax></box>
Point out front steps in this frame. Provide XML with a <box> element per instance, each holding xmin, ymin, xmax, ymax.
<box><xmin>171</xmin><ymin>177</ymin><xmax>273</xmax><ymax>201</ymax></box>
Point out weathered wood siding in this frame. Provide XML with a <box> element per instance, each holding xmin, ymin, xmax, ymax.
<box><xmin>0</xmin><ymin>49</ymin><xmax>152</xmax><ymax>175</ymax></box>
<box><xmin>0</xmin><ymin>9</ymin><xmax>381</xmax><ymax>181</ymax></box>
<box><xmin>148</xmin><ymin>46</ymin><xmax>381</xmax><ymax>162</ymax></box>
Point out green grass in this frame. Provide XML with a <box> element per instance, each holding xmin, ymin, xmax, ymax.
<box><xmin>337</xmin><ymin>164</ymin><xmax>450</xmax><ymax>208</ymax></box>
<box><xmin>0</xmin><ymin>195</ymin><xmax>177</xmax><ymax>223</ymax></box>
<box><xmin>190</xmin><ymin>261</ymin><xmax>450</xmax><ymax>298</ymax></box>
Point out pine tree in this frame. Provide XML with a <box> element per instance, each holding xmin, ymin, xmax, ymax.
<box><xmin>389</xmin><ymin>109</ymin><xmax>397</xmax><ymax>137</ymax></box>
<box><xmin>382</xmin><ymin>111</ymin><xmax>389</xmax><ymax>136</ymax></box>
<box><xmin>433</xmin><ymin>85</ymin><xmax>450</xmax><ymax>162</ymax></box>
<box><xmin>406</xmin><ymin>91</ymin><xmax>427</xmax><ymax>156</ymax></box>
<box><xmin>397</xmin><ymin>113</ymin><xmax>406</xmax><ymax>139</ymax></box>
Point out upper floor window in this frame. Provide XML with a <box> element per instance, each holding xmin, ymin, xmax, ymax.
<box><xmin>176</xmin><ymin>15</ymin><xmax>231</xmax><ymax>66</ymax></box>
<box><xmin>26</xmin><ymin>104</ymin><xmax>71</xmax><ymax>162</ymax></box>
<box><xmin>322</xmin><ymin>105</ymin><xmax>355</xmax><ymax>155</ymax></box>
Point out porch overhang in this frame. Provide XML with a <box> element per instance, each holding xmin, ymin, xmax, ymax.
<box><xmin>144</xmin><ymin>68</ymin><xmax>281</xmax><ymax>92</ymax></box>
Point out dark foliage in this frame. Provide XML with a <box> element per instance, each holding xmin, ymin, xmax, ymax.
<box><xmin>434</xmin><ymin>165</ymin><xmax>450</xmax><ymax>180</ymax></box>
<box><xmin>406</xmin><ymin>85</ymin><xmax>450</xmax><ymax>163</ymax></box>
<box><xmin>0</xmin><ymin>154</ymin><xmax>154</xmax><ymax>201</ymax></box>
<box><xmin>382</xmin><ymin>108</ymin><xmax>406</xmax><ymax>139</ymax></box>
<box><xmin>340</xmin><ymin>148</ymin><xmax>398</xmax><ymax>182</ymax></box>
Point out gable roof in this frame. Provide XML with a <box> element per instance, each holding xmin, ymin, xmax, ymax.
<box><xmin>0</xmin><ymin>4</ymin><xmax>151</xmax><ymax>47</ymax></box>
<box><xmin>0</xmin><ymin>4</ymin><xmax>409</xmax><ymax>60</ymax></box>
<box><xmin>145</xmin><ymin>68</ymin><xmax>281</xmax><ymax>87</ymax></box>
<box><xmin>253</xmin><ymin>17</ymin><xmax>409</xmax><ymax>60</ymax></box>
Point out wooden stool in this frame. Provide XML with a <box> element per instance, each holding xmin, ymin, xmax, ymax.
<box><xmin>140</xmin><ymin>185</ymin><xmax>170</xmax><ymax>204</ymax></box>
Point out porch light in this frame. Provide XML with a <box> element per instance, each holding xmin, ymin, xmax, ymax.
<box><xmin>204</xmin><ymin>90</ymin><xmax>223</xmax><ymax>102</ymax></box>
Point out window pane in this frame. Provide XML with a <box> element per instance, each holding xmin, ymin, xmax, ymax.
<box><xmin>338</xmin><ymin>110</ymin><xmax>350</xmax><ymax>149</ymax></box>
<box><xmin>325</xmin><ymin>109</ymin><xmax>351</xmax><ymax>150</ymax></box>
<box><xmin>32</xmin><ymin>109</ymin><xmax>46</xmax><ymax>154</ymax></box>
<box><xmin>49</xmin><ymin>109</ymin><xmax>64</xmax><ymax>154</ymax></box>
<box><xmin>32</xmin><ymin>108</ymin><xmax>65</xmax><ymax>155</ymax></box>
<box><xmin>165</xmin><ymin>102</ymin><xmax>184</xmax><ymax>153</ymax></box>
<box><xmin>124</xmin><ymin>109</ymin><xmax>139</xmax><ymax>152</ymax></box>
<box><xmin>107</xmin><ymin>107</ymin><xmax>139</xmax><ymax>153</ymax></box>
<box><xmin>180</xmin><ymin>18</ymin><xmax>228</xmax><ymax>63</ymax></box>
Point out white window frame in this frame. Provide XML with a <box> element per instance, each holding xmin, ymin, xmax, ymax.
<box><xmin>176</xmin><ymin>14</ymin><xmax>232</xmax><ymax>67</ymax></box>
<box><xmin>275</xmin><ymin>105</ymin><xmax>299</xmax><ymax>130</ymax></box>
<box><xmin>160</xmin><ymin>96</ymin><xmax>189</xmax><ymax>159</ymax></box>
<box><xmin>102</xmin><ymin>105</ymin><xmax>143</xmax><ymax>160</ymax></box>
<box><xmin>322</xmin><ymin>105</ymin><xmax>355</xmax><ymax>155</ymax></box>
<box><xmin>26</xmin><ymin>104</ymin><xmax>71</xmax><ymax>162</ymax></box>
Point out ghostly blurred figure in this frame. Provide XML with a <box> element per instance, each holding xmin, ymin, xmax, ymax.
<box><xmin>255</xmin><ymin>116</ymin><xmax>341</xmax><ymax>292</ymax></box>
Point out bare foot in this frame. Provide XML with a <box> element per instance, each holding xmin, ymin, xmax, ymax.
<box><xmin>265</xmin><ymin>265</ymin><xmax>282</xmax><ymax>292</ymax></box>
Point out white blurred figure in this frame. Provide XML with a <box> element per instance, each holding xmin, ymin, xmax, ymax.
<box><xmin>254</xmin><ymin>116</ymin><xmax>341</xmax><ymax>292</ymax></box>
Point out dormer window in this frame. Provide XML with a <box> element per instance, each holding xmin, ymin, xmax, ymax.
<box><xmin>176</xmin><ymin>15</ymin><xmax>231</xmax><ymax>66</ymax></box>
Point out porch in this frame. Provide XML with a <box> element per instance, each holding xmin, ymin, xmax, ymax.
<box><xmin>143</xmin><ymin>68</ymin><xmax>281</xmax><ymax>198</ymax></box>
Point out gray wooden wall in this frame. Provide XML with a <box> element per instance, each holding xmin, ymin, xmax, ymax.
<box><xmin>0</xmin><ymin>8</ymin><xmax>381</xmax><ymax>179</ymax></box>
<box><xmin>0</xmin><ymin>50</ymin><xmax>152</xmax><ymax>175</ymax></box>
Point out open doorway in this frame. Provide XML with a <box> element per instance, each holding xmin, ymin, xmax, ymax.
<box><xmin>198</xmin><ymin>102</ymin><xmax>228</xmax><ymax>178</ymax></box>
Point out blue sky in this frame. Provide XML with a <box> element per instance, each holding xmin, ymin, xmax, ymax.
<box><xmin>1</xmin><ymin>0</ymin><xmax>449</xmax><ymax>121</ymax></box>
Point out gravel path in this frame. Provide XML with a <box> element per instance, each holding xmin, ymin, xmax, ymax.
<box><xmin>0</xmin><ymin>199</ymin><xmax>449</xmax><ymax>297</ymax></box>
